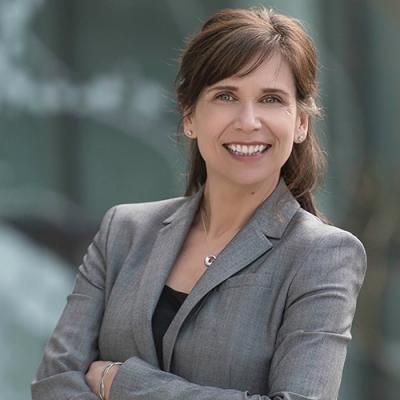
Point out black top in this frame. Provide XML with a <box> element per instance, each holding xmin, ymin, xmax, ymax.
<box><xmin>152</xmin><ymin>285</ymin><xmax>188</xmax><ymax>368</ymax></box>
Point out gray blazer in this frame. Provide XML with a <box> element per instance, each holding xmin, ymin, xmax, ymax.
<box><xmin>32</xmin><ymin>179</ymin><xmax>367</xmax><ymax>400</ymax></box>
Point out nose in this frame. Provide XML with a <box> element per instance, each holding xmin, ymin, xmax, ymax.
<box><xmin>234</xmin><ymin>102</ymin><xmax>262</xmax><ymax>133</ymax></box>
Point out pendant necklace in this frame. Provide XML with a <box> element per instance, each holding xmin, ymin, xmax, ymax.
<box><xmin>200</xmin><ymin>207</ymin><xmax>217</xmax><ymax>267</ymax></box>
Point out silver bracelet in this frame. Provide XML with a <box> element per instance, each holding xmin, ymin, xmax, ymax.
<box><xmin>98</xmin><ymin>362</ymin><xmax>123</xmax><ymax>400</ymax></box>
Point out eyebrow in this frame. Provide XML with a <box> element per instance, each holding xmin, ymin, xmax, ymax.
<box><xmin>206</xmin><ymin>85</ymin><xmax>291</xmax><ymax>97</ymax></box>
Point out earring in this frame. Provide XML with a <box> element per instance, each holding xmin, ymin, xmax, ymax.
<box><xmin>296</xmin><ymin>134</ymin><xmax>305</xmax><ymax>143</ymax></box>
<box><xmin>185</xmin><ymin>131</ymin><xmax>193</xmax><ymax>137</ymax></box>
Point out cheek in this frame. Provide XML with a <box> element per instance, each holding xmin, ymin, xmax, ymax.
<box><xmin>194</xmin><ymin>108</ymin><xmax>231</xmax><ymax>138</ymax></box>
<box><xmin>266</xmin><ymin>110</ymin><xmax>297</xmax><ymax>141</ymax></box>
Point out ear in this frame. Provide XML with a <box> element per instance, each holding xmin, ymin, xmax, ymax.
<box><xmin>294</xmin><ymin>112</ymin><xmax>309</xmax><ymax>143</ymax></box>
<box><xmin>183</xmin><ymin>108</ymin><xmax>197</xmax><ymax>139</ymax></box>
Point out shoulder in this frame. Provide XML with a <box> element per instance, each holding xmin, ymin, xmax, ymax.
<box><xmin>98</xmin><ymin>195</ymin><xmax>187</xmax><ymax>232</ymax></box>
<box><xmin>288</xmin><ymin>207</ymin><xmax>365</xmax><ymax>256</ymax></box>
<box><xmin>285</xmin><ymin>207</ymin><xmax>367</xmax><ymax>293</ymax></box>
<box><xmin>94</xmin><ymin>195</ymin><xmax>188</xmax><ymax>246</ymax></box>
<box><xmin>113</xmin><ymin>195</ymin><xmax>187</xmax><ymax>223</ymax></box>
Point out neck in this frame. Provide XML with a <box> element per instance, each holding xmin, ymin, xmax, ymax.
<box><xmin>200</xmin><ymin>175</ymin><xmax>280</xmax><ymax>240</ymax></box>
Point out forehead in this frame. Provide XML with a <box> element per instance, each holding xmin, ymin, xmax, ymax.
<box><xmin>211</xmin><ymin>52</ymin><xmax>296</xmax><ymax>94</ymax></box>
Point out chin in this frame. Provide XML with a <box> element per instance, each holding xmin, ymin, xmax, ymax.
<box><xmin>226</xmin><ymin>175</ymin><xmax>279</xmax><ymax>190</ymax></box>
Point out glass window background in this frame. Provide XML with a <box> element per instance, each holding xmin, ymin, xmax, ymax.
<box><xmin>0</xmin><ymin>1</ymin><xmax>399</xmax><ymax>399</ymax></box>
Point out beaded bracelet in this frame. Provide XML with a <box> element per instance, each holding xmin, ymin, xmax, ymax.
<box><xmin>98</xmin><ymin>362</ymin><xmax>123</xmax><ymax>400</ymax></box>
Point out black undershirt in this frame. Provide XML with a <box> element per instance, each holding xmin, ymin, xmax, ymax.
<box><xmin>152</xmin><ymin>285</ymin><xmax>188</xmax><ymax>368</ymax></box>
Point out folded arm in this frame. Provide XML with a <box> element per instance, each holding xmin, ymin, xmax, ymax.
<box><xmin>32</xmin><ymin>207</ymin><xmax>366</xmax><ymax>400</ymax></box>
<box><xmin>107</xmin><ymin>231</ymin><xmax>367</xmax><ymax>400</ymax></box>
<box><xmin>31</xmin><ymin>206</ymin><xmax>117</xmax><ymax>400</ymax></box>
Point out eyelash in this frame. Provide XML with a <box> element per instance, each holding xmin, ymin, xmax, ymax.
<box><xmin>215</xmin><ymin>93</ymin><xmax>282</xmax><ymax>104</ymax></box>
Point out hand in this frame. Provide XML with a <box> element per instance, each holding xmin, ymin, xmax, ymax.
<box><xmin>85</xmin><ymin>360</ymin><xmax>121</xmax><ymax>400</ymax></box>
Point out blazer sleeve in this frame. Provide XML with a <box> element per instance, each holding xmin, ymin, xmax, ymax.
<box><xmin>107</xmin><ymin>230</ymin><xmax>367</xmax><ymax>400</ymax></box>
<box><xmin>31</xmin><ymin>206</ymin><xmax>117</xmax><ymax>400</ymax></box>
<box><xmin>267</xmin><ymin>230</ymin><xmax>367</xmax><ymax>399</ymax></box>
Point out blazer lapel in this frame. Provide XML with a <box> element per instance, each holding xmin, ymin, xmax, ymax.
<box><xmin>162</xmin><ymin>179</ymin><xmax>300</xmax><ymax>371</ymax></box>
<box><xmin>131</xmin><ymin>189</ymin><xmax>204</xmax><ymax>367</ymax></box>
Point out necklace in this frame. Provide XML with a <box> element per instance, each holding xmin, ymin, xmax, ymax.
<box><xmin>200</xmin><ymin>207</ymin><xmax>217</xmax><ymax>267</ymax></box>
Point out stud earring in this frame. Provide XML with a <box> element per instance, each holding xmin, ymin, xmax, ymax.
<box><xmin>296</xmin><ymin>134</ymin><xmax>305</xmax><ymax>143</ymax></box>
<box><xmin>185</xmin><ymin>131</ymin><xmax>193</xmax><ymax>137</ymax></box>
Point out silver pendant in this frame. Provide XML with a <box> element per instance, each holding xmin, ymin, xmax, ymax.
<box><xmin>204</xmin><ymin>255</ymin><xmax>216</xmax><ymax>267</ymax></box>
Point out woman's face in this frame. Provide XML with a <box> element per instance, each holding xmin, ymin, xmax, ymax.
<box><xmin>184</xmin><ymin>52</ymin><xmax>308</xmax><ymax>191</ymax></box>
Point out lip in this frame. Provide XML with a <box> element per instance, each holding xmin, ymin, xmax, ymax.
<box><xmin>223</xmin><ymin>143</ymin><xmax>272</xmax><ymax>161</ymax></box>
<box><xmin>223</xmin><ymin>141</ymin><xmax>270</xmax><ymax>145</ymax></box>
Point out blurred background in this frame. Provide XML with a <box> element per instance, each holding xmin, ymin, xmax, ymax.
<box><xmin>0</xmin><ymin>0</ymin><xmax>399</xmax><ymax>399</ymax></box>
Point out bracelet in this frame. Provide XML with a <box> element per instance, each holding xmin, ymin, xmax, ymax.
<box><xmin>98</xmin><ymin>362</ymin><xmax>123</xmax><ymax>400</ymax></box>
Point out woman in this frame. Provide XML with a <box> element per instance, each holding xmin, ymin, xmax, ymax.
<box><xmin>32</xmin><ymin>7</ymin><xmax>367</xmax><ymax>400</ymax></box>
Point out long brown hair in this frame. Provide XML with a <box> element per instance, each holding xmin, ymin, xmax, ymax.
<box><xmin>175</xmin><ymin>7</ymin><xmax>326</xmax><ymax>218</ymax></box>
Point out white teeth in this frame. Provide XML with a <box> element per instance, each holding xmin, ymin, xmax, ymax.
<box><xmin>225</xmin><ymin>144</ymin><xmax>269</xmax><ymax>156</ymax></box>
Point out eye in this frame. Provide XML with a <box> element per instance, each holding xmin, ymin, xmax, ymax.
<box><xmin>215</xmin><ymin>93</ymin><xmax>235</xmax><ymax>102</ymax></box>
<box><xmin>261</xmin><ymin>95</ymin><xmax>282</xmax><ymax>104</ymax></box>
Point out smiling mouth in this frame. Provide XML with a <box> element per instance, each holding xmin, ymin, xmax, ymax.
<box><xmin>223</xmin><ymin>143</ymin><xmax>271</xmax><ymax>156</ymax></box>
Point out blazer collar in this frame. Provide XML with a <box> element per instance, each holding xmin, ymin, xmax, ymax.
<box><xmin>250</xmin><ymin>177</ymin><xmax>301</xmax><ymax>239</ymax></box>
<box><xmin>162</xmin><ymin>187</ymin><xmax>204</xmax><ymax>225</ymax></box>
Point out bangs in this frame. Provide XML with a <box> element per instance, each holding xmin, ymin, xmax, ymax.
<box><xmin>193</xmin><ymin>29</ymin><xmax>281</xmax><ymax>89</ymax></box>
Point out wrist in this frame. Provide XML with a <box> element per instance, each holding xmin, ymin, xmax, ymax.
<box><xmin>98</xmin><ymin>362</ymin><xmax>123</xmax><ymax>400</ymax></box>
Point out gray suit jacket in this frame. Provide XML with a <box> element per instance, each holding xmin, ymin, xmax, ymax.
<box><xmin>32</xmin><ymin>179</ymin><xmax>367</xmax><ymax>400</ymax></box>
